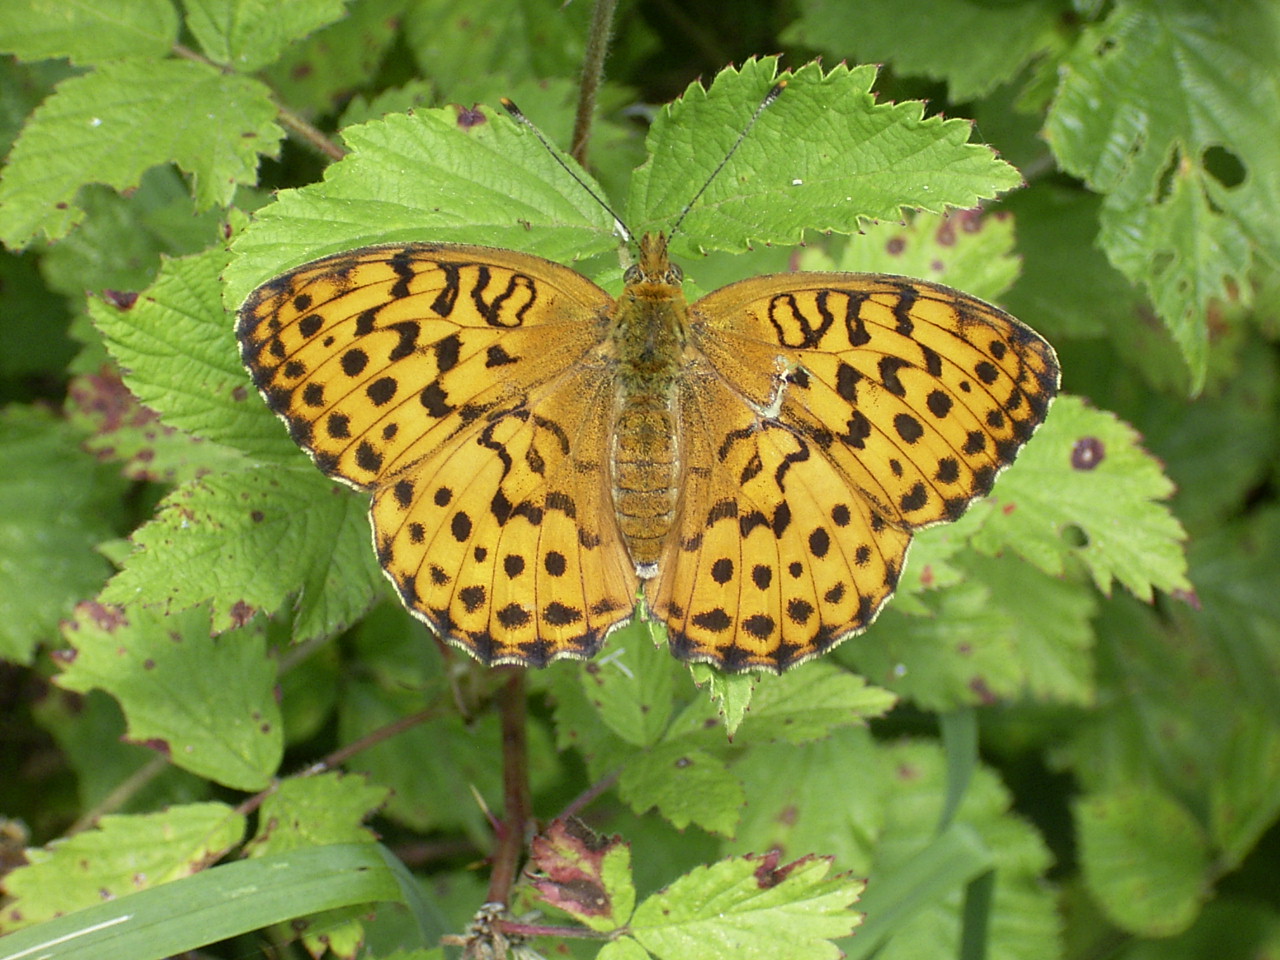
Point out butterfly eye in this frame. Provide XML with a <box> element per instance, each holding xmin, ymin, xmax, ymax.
<box><xmin>665</xmin><ymin>262</ymin><xmax>684</xmax><ymax>284</ymax></box>
<box><xmin>623</xmin><ymin>264</ymin><xmax>641</xmax><ymax>284</ymax></box>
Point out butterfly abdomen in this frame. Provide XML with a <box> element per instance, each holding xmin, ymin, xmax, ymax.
<box><xmin>612</xmin><ymin>394</ymin><xmax>680</xmax><ymax>573</ymax></box>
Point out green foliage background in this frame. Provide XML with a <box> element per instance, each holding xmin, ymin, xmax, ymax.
<box><xmin>0</xmin><ymin>1</ymin><xmax>1277</xmax><ymax>959</ymax></box>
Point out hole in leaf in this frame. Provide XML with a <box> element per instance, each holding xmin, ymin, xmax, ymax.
<box><xmin>1202</xmin><ymin>145</ymin><xmax>1246</xmax><ymax>188</ymax></box>
<box><xmin>1062</xmin><ymin>524</ymin><xmax>1088</xmax><ymax>548</ymax></box>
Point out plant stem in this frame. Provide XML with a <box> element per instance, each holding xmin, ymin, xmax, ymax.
<box><xmin>486</xmin><ymin>668</ymin><xmax>532</xmax><ymax>906</ymax></box>
<box><xmin>571</xmin><ymin>0</ymin><xmax>620</xmax><ymax>166</ymax></box>
<box><xmin>560</xmin><ymin>767</ymin><xmax>621</xmax><ymax>820</ymax></box>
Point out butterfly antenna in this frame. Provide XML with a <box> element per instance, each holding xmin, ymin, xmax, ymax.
<box><xmin>500</xmin><ymin>98</ymin><xmax>633</xmax><ymax>243</ymax></box>
<box><xmin>668</xmin><ymin>79</ymin><xmax>787</xmax><ymax>242</ymax></box>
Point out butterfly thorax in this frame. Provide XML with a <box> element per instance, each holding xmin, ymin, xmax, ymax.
<box><xmin>608</xmin><ymin>233</ymin><xmax>690</xmax><ymax>575</ymax></box>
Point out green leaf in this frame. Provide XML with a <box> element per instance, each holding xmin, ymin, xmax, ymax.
<box><xmin>629</xmin><ymin>852</ymin><xmax>862</xmax><ymax>960</ymax></box>
<box><xmin>99</xmin><ymin>467</ymin><xmax>384</xmax><ymax>643</ymax></box>
<box><xmin>842</xmin><ymin>581</ymin><xmax>1025</xmax><ymax>712</ymax></box>
<box><xmin>1209</xmin><ymin>720</ymin><xmax>1280</xmax><ymax>870</ymax></box>
<box><xmin>1</xmin><ymin>802</ymin><xmax>245</xmax><ymax>930</ymax></box>
<box><xmin>731</xmin><ymin>728</ymin><xmax>889</xmax><ymax>873</ymax></box>
<box><xmin>618</xmin><ymin>741</ymin><xmax>744</xmax><ymax>836</ymax></box>
<box><xmin>690</xmin><ymin>663</ymin><xmax>757</xmax><ymax>737</ymax></box>
<box><xmin>38</xmin><ymin>165</ymin><xmax>226</xmax><ymax>299</ymax></box>
<box><xmin>959</xmin><ymin>553</ymin><xmax>1097</xmax><ymax>706</ymax></box>
<box><xmin>1098</xmin><ymin>164</ymin><xmax>1251</xmax><ymax>388</ymax></box>
<box><xmin>733</xmin><ymin>661</ymin><xmax>896</xmax><ymax>744</ymax></box>
<box><xmin>182</xmin><ymin>0</ymin><xmax>351</xmax><ymax>72</ymax></box>
<box><xmin>844</xmin><ymin>824</ymin><xmax>995</xmax><ymax>960</ymax></box>
<box><xmin>629</xmin><ymin>58</ymin><xmax>1022</xmax><ymax>250</ymax></box>
<box><xmin>261</xmin><ymin>0</ymin><xmax>408</xmax><ymax>116</ymax></box>
<box><xmin>579</xmin><ymin>624</ymin><xmax>678</xmax><ymax>747</ymax></box>
<box><xmin>401</xmin><ymin>0</ymin><xmax>590</xmax><ymax>90</ymax></box>
<box><xmin>1045</xmin><ymin>1</ymin><xmax>1280</xmax><ymax>391</ymax></box>
<box><xmin>56</xmin><ymin>602</ymin><xmax>283</xmax><ymax>790</ymax></box>
<box><xmin>599</xmin><ymin>939</ymin><xmax>653</xmax><ymax>960</ymax></box>
<box><xmin>1000</xmin><ymin>184</ymin><xmax>1144</xmax><ymax>340</ymax></box>
<box><xmin>246</xmin><ymin>772</ymin><xmax>389</xmax><ymax>856</ymax></box>
<box><xmin>0</xmin><ymin>406</ymin><xmax>125</xmax><ymax>664</ymax></box>
<box><xmin>0</xmin><ymin>0</ymin><xmax>178</xmax><ymax>64</ymax></box>
<box><xmin>0</xmin><ymin>59</ymin><xmax>281</xmax><ymax>247</ymax></box>
<box><xmin>801</xmin><ymin>208</ymin><xmax>1021</xmax><ymax>304</ymax></box>
<box><xmin>782</xmin><ymin>0</ymin><xmax>1063</xmax><ymax>101</ymax></box>
<box><xmin>66</xmin><ymin>369</ymin><xmax>249</xmax><ymax>484</ymax></box>
<box><xmin>543</xmin><ymin>659</ymin><xmax>639</xmax><ymax>782</ymax></box>
<box><xmin>0</xmin><ymin>843</ymin><xmax>404</xmax><ymax>957</ymax></box>
<box><xmin>970</xmin><ymin>394</ymin><xmax>1189</xmax><ymax>600</ymax></box>
<box><xmin>1075</xmin><ymin>786</ymin><xmax>1210</xmax><ymax>937</ymax></box>
<box><xmin>31</xmin><ymin>688</ymin><xmax>204</xmax><ymax>815</ymax></box>
<box><xmin>89</xmin><ymin>245</ymin><xmax>298</xmax><ymax>464</ymax></box>
<box><xmin>224</xmin><ymin>107</ymin><xmax>618</xmax><ymax>305</ymax></box>
<box><xmin>867</xmin><ymin>742</ymin><xmax>1058</xmax><ymax>960</ymax></box>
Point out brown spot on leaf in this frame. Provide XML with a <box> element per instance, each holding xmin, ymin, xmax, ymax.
<box><xmin>1071</xmin><ymin>436</ymin><xmax>1105</xmax><ymax>470</ymax></box>
<box><xmin>229</xmin><ymin>601</ymin><xmax>255</xmax><ymax>628</ymax></box>
<box><xmin>456</xmin><ymin>105</ymin><xmax>486</xmax><ymax>129</ymax></box>
<box><xmin>80</xmin><ymin>601</ymin><xmax>128</xmax><ymax>632</ymax></box>
<box><xmin>969</xmin><ymin>676</ymin><xmax>998</xmax><ymax>704</ymax></box>
<box><xmin>101</xmin><ymin>289</ymin><xmax>138</xmax><ymax>310</ymax></box>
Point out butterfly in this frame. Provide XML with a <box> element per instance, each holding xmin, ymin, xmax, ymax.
<box><xmin>237</xmin><ymin>224</ymin><xmax>1059</xmax><ymax>672</ymax></box>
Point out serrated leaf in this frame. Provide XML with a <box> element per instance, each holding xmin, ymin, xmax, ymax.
<box><xmin>629</xmin><ymin>58</ymin><xmax>1022</xmax><ymax>251</ymax></box>
<box><xmin>246</xmin><ymin>772</ymin><xmax>389</xmax><ymax>857</ymax></box>
<box><xmin>183</xmin><ymin>0</ymin><xmax>351</xmax><ymax>72</ymax></box>
<box><xmin>526</xmin><ymin>818</ymin><xmax>636</xmax><ymax>932</ymax></box>
<box><xmin>56</xmin><ymin>602</ymin><xmax>283</xmax><ymax>790</ymax></box>
<box><xmin>579</xmin><ymin>623</ymin><xmax>677</xmax><ymax>747</ymax></box>
<box><xmin>803</xmin><ymin>208</ymin><xmax>1021</xmax><ymax>304</ymax></box>
<box><xmin>689</xmin><ymin>663</ymin><xmax>756</xmax><ymax>737</ymax></box>
<box><xmin>66</xmin><ymin>369</ymin><xmax>249</xmax><ymax>484</ymax></box>
<box><xmin>970</xmin><ymin>394</ymin><xmax>1189</xmax><ymax>600</ymax></box>
<box><xmin>224</xmin><ymin>107</ymin><xmax>618</xmax><ymax>304</ymax></box>
<box><xmin>1045</xmin><ymin>2</ymin><xmax>1280</xmax><ymax>391</ymax></box>
<box><xmin>629</xmin><ymin>853</ymin><xmax>862</xmax><ymax>960</ymax></box>
<box><xmin>1075</xmin><ymin>786</ymin><xmax>1209</xmax><ymax>937</ymax></box>
<box><xmin>89</xmin><ymin>245</ymin><xmax>298</xmax><ymax>464</ymax></box>
<box><xmin>618</xmin><ymin>742</ymin><xmax>744</xmax><ymax>836</ymax></box>
<box><xmin>733</xmin><ymin>661</ymin><xmax>896</xmax><ymax>744</ymax></box>
<box><xmin>0</xmin><ymin>59</ymin><xmax>281</xmax><ymax>247</ymax></box>
<box><xmin>0</xmin><ymin>802</ymin><xmax>245</xmax><ymax>930</ymax></box>
<box><xmin>1098</xmin><ymin>165</ymin><xmax>1251</xmax><ymax>388</ymax></box>
<box><xmin>0</xmin><ymin>406</ymin><xmax>125</xmax><ymax>663</ymax></box>
<box><xmin>0</xmin><ymin>0</ymin><xmax>178</xmax><ymax>64</ymax></box>
<box><xmin>99</xmin><ymin>467</ymin><xmax>384</xmax><ymax>642</ymax></box>
<box><xmin>782</xmin><ymin>0</ymin><xmax>1062</xmax><ymax>101</ymax></box>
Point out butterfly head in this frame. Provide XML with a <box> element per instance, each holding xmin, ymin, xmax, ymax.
<box><xmin>624</xmin><ymin>233</ymin><xmax>684</xmax><ymax>291</ymax></box>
